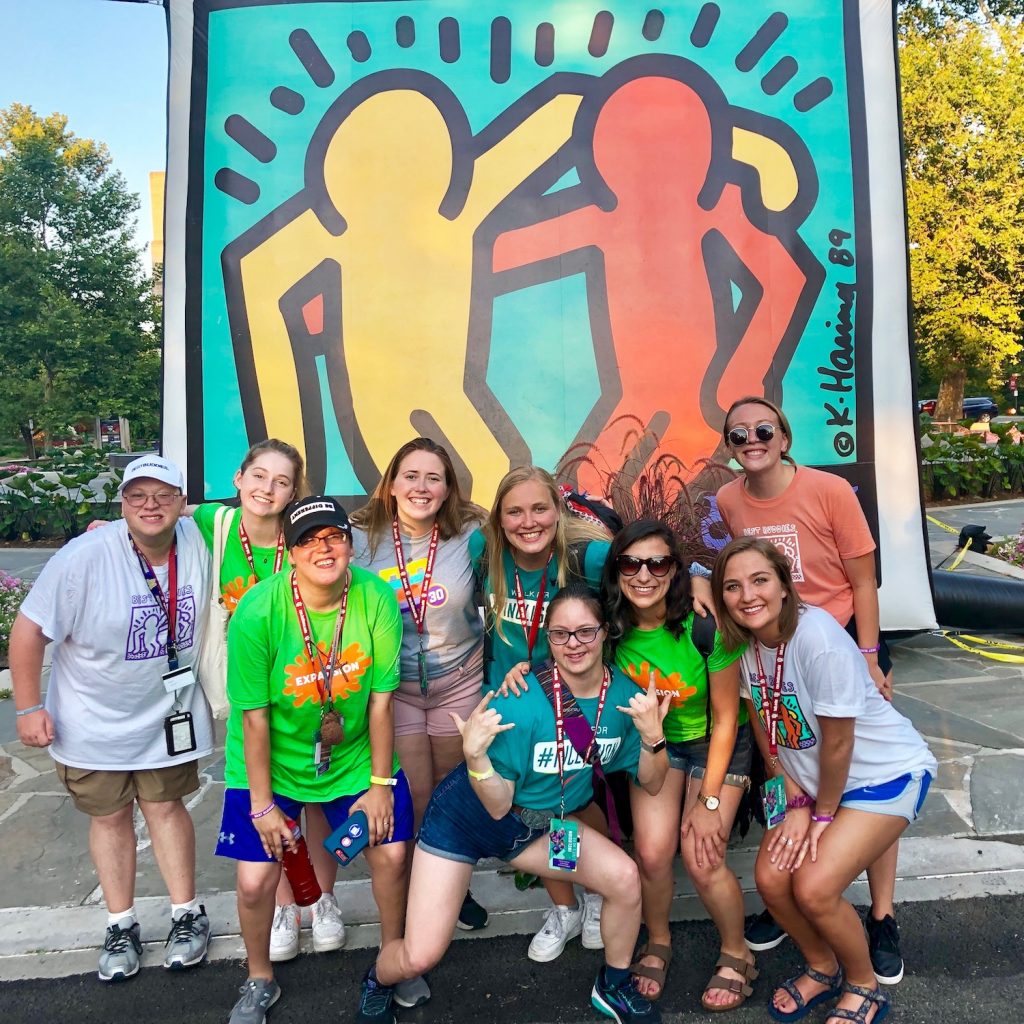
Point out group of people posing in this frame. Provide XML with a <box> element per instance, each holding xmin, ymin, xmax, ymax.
<box><xmin>11</xmin><ymin>395</ymin><xmax>936</xmax><ymax>1024</ymax></box>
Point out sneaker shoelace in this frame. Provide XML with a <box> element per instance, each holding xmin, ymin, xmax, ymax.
<box><xmin>542</xmin><ymin>906</ymin><xmax>573</xmax><ymax>936</ymax></box>
<box><xmin>105</xmin><ymin>924</ymin><xmax>141</xmax><ymax>954</ymax></box>
<box><xmin>613</xmin><ymin>977</ymin><xmax>654</xmax><ymax>1014</ymax></box>
<box><xmin>237</xmin><ymin>980</ymin><xmax>271</xmax><ymax>1009</ymax></box>
<box><xmin>166</xmin><ymin>911</ymin><xmax>198</xmax><ymax>946</ymax></box>
<box><xmin>360</xmin><ymin>977</ymin><xmax>392</xmax><ymax>1015</ymax></box>
<box><xmin>316</xmin><ymin>897</ymin><xmax>343</xmax><ymax>926</ymax></box>
<box><xmin>272</xmin><ymin>905</ymin><xmax>297</xmax><ymax>932</ymax></box>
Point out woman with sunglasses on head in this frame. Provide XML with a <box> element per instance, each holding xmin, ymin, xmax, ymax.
<box><xmin>708</xmin><ymin>397</ymin><xmax>905</xmax><ymax>985</ymax></box>
<box><xmin>217</xmin><ymin>496</ymin><xmax>412</xmax><ymax>1024</ymax></box>
<box><xmin>348</xmin><ymin>438</ymin><xmax>488</xmax><ymax>948</ymax></box>
<box><xmin>711</xmin><ymin>538</ymin><xmax>935</xmax><ymax>1024</ymax></box>
<box><xmin>362</xmin><ymin>583</ymin><xmax>671</xmax><ymax>1024</ymax></box>
<box><xmin>602</xmin><ymin>519</ymin><xmax>754</xmax><ymax>1011</ymax></box>
<box><xmin>471</xmin><ymin>466</ymin><xmax>613</xmax><ymax>961</ymax></box>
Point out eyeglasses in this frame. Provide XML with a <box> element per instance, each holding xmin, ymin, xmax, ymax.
<box><xmin>548</xmin><ymin>625</ymin><xmax>603</xmax><ymax>646</ymax></box>
<box><xmin>727</xmin><ymin>423</ymin><xmax>776</xmax><ymax>447</ymax></box>
<box><xmin>294</xmin><ymin>530</ymin><xmax>350</xmax><ymax>549</ymax></box>
<box><xmin>122</xmin><ymin>490</ymin><xmax>181</xmax><ymax>508</ymax></box>
<box><xmin>616</xmin><ymin>555</ymin><xmax>675</xmax><ymax>577</ymax></box>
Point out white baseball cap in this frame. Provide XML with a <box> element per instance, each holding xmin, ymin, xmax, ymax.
<box><xmin>119</xmin><ymin>454</ymin><xmax>185</xmax><ymax>493</ymax></box>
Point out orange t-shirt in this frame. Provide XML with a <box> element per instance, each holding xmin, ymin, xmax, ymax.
<box><xmin>715</xmin><ymin>466</ymin><xmax>876</xmax><ymax>625</ymax></box>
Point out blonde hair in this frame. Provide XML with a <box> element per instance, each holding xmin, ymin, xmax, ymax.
<box><xmin>723</xmin><ymin>396</ymin><xmax>797</xmax><ymax>465</ymax></box>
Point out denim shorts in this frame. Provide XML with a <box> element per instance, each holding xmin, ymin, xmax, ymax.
<box><xmin>417</xmin><ymin>763</ymin><xmax>550</xmax><ymax>865</ymax></box>
<box><xmin>666</xmin><ymin>723</ymin><xmax>752</xmax><ymax>787</ymax></box>
<box><xmin>841</xmin><ymin>770</ymin><xmax>932</xmax><ymax>823</ymax></box>
<box><xmin>215</xmin><ymin>769</ymin><xmax>415</xmax><ymax>862</ymax></box>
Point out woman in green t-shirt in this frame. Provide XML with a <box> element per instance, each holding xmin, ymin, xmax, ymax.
<box><xmin>603</xmin><ymin>519</ymin><xmax>756</xmax><ymax>1011</ymax></box>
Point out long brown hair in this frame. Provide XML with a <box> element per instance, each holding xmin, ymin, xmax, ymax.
<box><xmin>723</xmin><ymin>396</ymin><xmax>797</xmax><ymax>466</ymax></box>
<box><xmin>711</xmin><ymin>537</ymin><xmax>803</xmax><ymax>650</ymax></box>
<box><xmin>237</xmin><ymin>439</ymin><xmax>311</xmax><ymax>502</ymax></box>
<box><xmin>349</xmin><ymin>437</ymin><xmax>485</xmax><ymax>557</ymax></box>
<box><xmin>483</xmin><ymin>466</ymin><xmax>608</xmax><ymax>644</ymax></box>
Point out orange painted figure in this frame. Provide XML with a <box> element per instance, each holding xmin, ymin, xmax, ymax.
<box><xmin>493</xmin><ymin>68</ymin><xmax>820</xmax><ymax>490</ymax></box>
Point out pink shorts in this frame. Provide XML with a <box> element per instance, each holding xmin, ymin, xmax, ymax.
<box><xmin>393</xmin><ymin>643</ymin><xmax>485</xmax><ymax>738</ymax></box>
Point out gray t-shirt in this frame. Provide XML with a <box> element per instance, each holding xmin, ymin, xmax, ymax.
<box><xmin>351</xmin><ymin>522</ymin><xmax>483</xmax><ymax>680</ymax></box>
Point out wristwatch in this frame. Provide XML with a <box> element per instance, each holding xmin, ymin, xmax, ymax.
<box><xmin>697</xmin><ymin>792</ymin><xmax>721</xmax><ymax>811</ymax></box>
<box><xmin>640</xmin><ymin>737</ymin><xmax>667</xmax><ymax>754</ymax></box>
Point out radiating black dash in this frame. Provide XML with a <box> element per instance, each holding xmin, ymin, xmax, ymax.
<box><xmin>270</xmin><ymin>86</ymin><xmax>305</xmax><ymax>115</ymax></box>
<box><xmin>761</xmin><ymin>56</ymin><xmax>798</xmax><ymax>95</ymax></box>
<box><xmin>490</xmin><ymin>17</ymin><xmax>511</xmax><ymax>83</ymax></box>
<box><xmin>348</xmin><ymin>30</ymin><xmax>371</xmax><ymax>63</ymax></box>
<box><xmin>289</xmin><ymin>29</ymin><xmax>335</xmax><ymax>88</ymax></box>
<box><xmin>736</xmin><ymin>13</ymin><xmax>788</xmax><ymax>72</ymax></box>
<box><xmin>642</xmin><ymin>10</ymin><xmax>665</xmax><ymax>41</ymax></box>
<box><xmin>224</xmin><ymin>114</ymin><xmax>277</xmax><ymax>163</ymax></box>
<box><xmin>793</xmin><ymin>76</ymin><xmax>833</xmax><ymax>111</ymax></box>
<box><xmin>588</xmin><ymin>11</ymin><xmax>614</xmax><ymax>57</ymax></box>
<box><xmin>535</xmin><ymin>22</ymin><xmax>555</xmax><ymax>66</ymax></box>
<box><xmin>396</xmin><ymin>15</ymin><xmax>415</xmax><ymax>47</ymax></box>
<box><xmin>439</xmin><ymin>17</ymin><xmax>460</xmax><ymax>63</ymax></box>
<box><xmin>215</xmin><ymin>168</ymin><xmax>260</xmax><ymax>205</ymax></box>
<box><xmin>690</xmin><ymin>3</ymin><xmax>720</xmax><ymax>48</ymax></box>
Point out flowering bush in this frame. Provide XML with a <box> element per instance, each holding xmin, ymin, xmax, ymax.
<box><xmin>989</xmin><ymin>526</ymin><xmax>1024</xmax><ymax>569</ymax></box>
<box><xmin>0</xmin><ymin>571</ymin><xmax>32</xmax><ymax>667</ymax></box>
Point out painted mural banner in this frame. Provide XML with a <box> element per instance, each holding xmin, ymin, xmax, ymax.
<box><xmin>162</xmin><ymin>0</ymin><xmax>934</xmax><ymax>629</ymax></box>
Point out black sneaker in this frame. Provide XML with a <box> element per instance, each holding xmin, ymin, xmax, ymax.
<box><xmin>355</xmin><ymin>967</ymin><xmax>395</xmax><ymax>1024</ymax></box>
<box><xmin>456</xmin><ymin>890</ymin><xmax>489</xmax><ymax>931</ymax></box>
<box><xmin>867</xmin><ymin>913</ymin><xmax>904</xmax><ymax>985</ymax></box>
<box><xmin>744</xmin><ymin>909</ymin><xmax>787</xmax><ymax>952</ymax></box>
<box><xmin>591</xmin><ymin>968</ymin><xmax>661</xmax><ymax>1024</ymax></box>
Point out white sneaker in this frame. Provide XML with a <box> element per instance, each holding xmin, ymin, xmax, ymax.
<box><xmin>581</xmin><ymin>892</ymin><xmax>604</xmax><ymax>950</ymax></box>
<box><xmin>527</xmin><ymin>901</ymin><xmax>583</xmax><ymax>963</ymax></box>
<box><xmin>311</xmin><ymin>892</ymin><xmax>346</xmax><ymax>952</ymax></box>
<box><xmin>268</xmin><ymin>903</ymin><xmax>300</xmax><ymax>962</ymax></box>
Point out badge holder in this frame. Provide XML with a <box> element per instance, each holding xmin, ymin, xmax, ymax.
<box><xmin>548</xmin><ymin>817</ymin><xmax>580</xmax><ymax>872</ymax></box>
<box><xmin>312</xmin><ymin>728</ymin><xmax>331</xmax><ymax>777</ymax></box>
<box><xmin>164</xmin><ymin>690</ymin><xmax>197</xmax><ymax>757</ymax></box>
<box><xmin>761</xmin><ymin>776</ymin><xmax>787</xmax><ymax>830</ymax></box>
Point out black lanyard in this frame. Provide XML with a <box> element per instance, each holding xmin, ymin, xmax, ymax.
<box><xmin>290</xmin><ymin>570</ymin><xmax>349</xmax><ymax>710</ymax></box>
<box><xmin>132</xmin><ymin>537</ymin><xmax>179</xmax><ymax>670</ymax></box>
<box><xmin>753</xmin><ymin>642</ymin><xmax>788</xmax><ymax>758</ymax></box>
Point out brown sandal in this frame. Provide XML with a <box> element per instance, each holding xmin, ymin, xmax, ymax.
<box><xmin>629</xmin><ymin>942</ymin><xmax>673</xmax><ymax>1000</ymax></box>
<box><xmin>700</xmin><ymin>952</ymin><xmax>759</xmax><ymax>1013</ymax></box>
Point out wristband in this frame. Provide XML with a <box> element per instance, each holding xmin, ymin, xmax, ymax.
<box><xmin>370</xmin><ymin>774</ymin><xmax>398</xmax><ymax>787</ymax></box>
<box><xmin>467</xmin><ymin>765</ymin><xmax>495</xmax><ymax>782</ymax></box>
<box><xmin>859</xmin><ymin>644</ymin><xmax>881</xmax><ymax>654</ymax></box>
<box><xmin>15</xmin><ymin>703</ymin><xmax>45</xmax><ymax>718</ymax></box>
<box><xmin>810</xmin><ymin>813</ymin><xmax>835</xmax><ymax>823</ymax></box>
<box><xmin>788</xmin><ymin>794</ymin><xmax>814</xmax><ymax>809</ymax></box>
<box><xmin>248</xmin><ymin>802</ymin><xmax>277</xmax><ymax>820</ymax></box>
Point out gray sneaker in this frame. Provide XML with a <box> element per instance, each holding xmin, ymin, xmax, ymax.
<box><xmin>229</xmin><ymin>978</ymin><xmax>281</xmax><ymax>1024</ymax></box>
<box><xmin>98</xmin><ymin>920</ymin><xmax>143</xmax><ymax>982</ymax></box>
<box><xmin>394</xmin><ymin>974</ymin><xmax>431</xmax><ymax>1008</ymax></box>
<box><xmin>164</xmin><ymin>905</ymin><xmax>211</xmax><ymax>969</ymax></box>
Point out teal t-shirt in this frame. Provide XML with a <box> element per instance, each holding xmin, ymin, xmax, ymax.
<box><xmin>193</xmin><ymin>502</ymin><xmax>285</xmax><ymax>616</ymax></box>
<box><xmin>614</xmin><ymin>613</ymin><xmax>747</xmax><ymax>743</ymax></box>
<box><xmin>224</xmin><ymin>567</ymin><xmax>402</xmax><ymax>801</ymax></box>
<box><xmin>487</xmin><ymin>665</ymin><xmax>641</xmax><ymax>813</ymax></box>
<box><xmin>469</xmin><ymin>529</ymin><xmax>610</xmax><ymax>688</ymax></box>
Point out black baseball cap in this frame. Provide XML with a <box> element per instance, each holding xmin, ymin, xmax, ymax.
<box><xmin>283</xmin><ymin>496</ymin><xmax>352</xmax><ymax>549</ymax></box>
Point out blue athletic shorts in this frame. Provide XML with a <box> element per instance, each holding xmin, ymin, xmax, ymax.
<box><xmin>840</xmin><ymin>770</ymin><xmax>932</xmax><ymax>823</ymax></box>
<box><xmin>417</xmin><ymin>763</ymin><xmax>551</xmax><ymax>865</ymax></box>
<box><xmin>215</xmin><ymin>769</ymin><xmax>414</xmax><ymax>862</ymax></box>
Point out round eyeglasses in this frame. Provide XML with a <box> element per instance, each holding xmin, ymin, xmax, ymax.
<box><xmin>726</xmin><ymin>423</ymin><xmax>776</xmax><ymax>447</ymax></box>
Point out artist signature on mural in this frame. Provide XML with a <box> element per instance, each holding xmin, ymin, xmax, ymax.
<box><xmin>818</xmin><ymin>227</ymin><xmax>856</xmax><ymax>459</ymax></box>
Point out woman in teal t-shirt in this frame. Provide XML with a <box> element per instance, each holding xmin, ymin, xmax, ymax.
<box><xmin>603</xmin><ymin>519</ymin><xmax>756</xmax><ymax>1012</ymax></box>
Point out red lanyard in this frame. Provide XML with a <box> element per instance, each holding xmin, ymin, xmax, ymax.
<box><xmin>237</xmin><ymin>520</ymin><xmax>284</xmax><ymax>578</ymax></box>
<box><xmin>290</xmin><ymin>570</ymin><xmax>349</xmax><ymax>709</ymax></box>
<box><xmin>753</xmin><ymin>642</ymin><xmax>788</xmax><ymax>758</ymax></box>
<box><xmin>552</xmin><ymin>665</ymin><xmax>610</xmax><ymax>815</ymax></box>
<box><xmin>390</xmin><ymin>519</ymin><xmax>439</xmax><ymax>636</ymax></box>
<box><xmin>513</xmin><ymin>557</ymin><xmax>550</xmax><ymax>661</ymax></box>
<box><xmin>132</xmin><ymin>537</ymin><xmax>179</xmax><ymax>670</ymax></box>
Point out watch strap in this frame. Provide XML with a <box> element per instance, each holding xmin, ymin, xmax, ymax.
<box><xmin>640</xmin><ymin>737</ymin><xmax>667</xmax><ymax>754</ymax></box>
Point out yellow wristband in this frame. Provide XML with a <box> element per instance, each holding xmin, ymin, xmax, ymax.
<box><xmin>369</xmin><ymin>774</ymin><xmax>397</xmax><ymax>787</ymax></box>
<box><xmin>467</xmin><ymin>765</ymin><xmax>495</xmax><ymax>782</ymax></box>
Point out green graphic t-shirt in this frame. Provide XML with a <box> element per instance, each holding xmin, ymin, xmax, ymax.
<box><xmin>225</xmin><ymin>567</ymin><xmax>402</xmax><ymax>801</ymax></box>
<box><xmin>468</xmin><ymin>530</ymin><xmax>610</xmax><ymax>688</ymax></box>
<box><xmin>487</xmin><ymin>665</ymin><xmax>641</xmax><ymax>813</ymax></box>
<box><xmin>194</xmin><ymin>502</ymin><xmax>286</xmax><ymax>615</ymax></box>
<box><xmin>614</xmin><ymin>614</ymin><xmax>746</xmax><ymax>743</ymax></box>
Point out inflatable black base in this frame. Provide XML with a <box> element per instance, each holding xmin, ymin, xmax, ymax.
<box><xmin>931</xmin><ymin>570</ymin><xmax>1024</xmax><ymax>633</ymax></box>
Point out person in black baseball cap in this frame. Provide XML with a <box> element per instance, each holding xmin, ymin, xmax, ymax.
<box><xmin>282</xmin><ymin>495</ymin><xmax>352</xmax><ymax>550</ymax></box>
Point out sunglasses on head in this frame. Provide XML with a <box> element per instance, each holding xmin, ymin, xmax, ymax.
<box><xmin>616</xmin><ymin>554</ymin><xmax>675</xmax><ymax>577</ymax></box>
<box><xmin>727</xmin><ymin>422</ymin><xmax>777</xmax><ymax>447</ymax></box>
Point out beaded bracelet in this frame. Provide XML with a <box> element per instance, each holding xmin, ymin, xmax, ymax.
<box><xmin>248</xmin><ymin>802</ymin><xmax>277</xmax><ymax>820</ymax></box>
<box><xmin>810</xmin><ymin>812</ymin><xmax>835</xmax><ymax>823</ymax></box>
<box><xmin>15</xmin><ymin>703</ymin><xmax>45</xmax><ymax>718</ymax></box>
<box><xmin>787</xmin><ymin>794</ymin><xmax>815</xmax><ymax>809</ymax></box>
<box><xmin>859</xmin><ymin>644</ymin><xmax>881</xmax><ymax>654</ymax></box>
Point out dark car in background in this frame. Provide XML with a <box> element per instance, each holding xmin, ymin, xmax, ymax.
<box><xmin>917</xmin><ymin>396</ymin><xmax>999</xmax><ymax>420</ymax></box>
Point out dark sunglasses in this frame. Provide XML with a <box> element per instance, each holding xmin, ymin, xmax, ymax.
<box><xmin>727</xmin><ymin>422</ymin><xmax>776</xmax><ymax>447</ymax></box>
<box><xmin>616</xmin><ymin>554</ymin><xmax>675</xmax><ymax>577</ymax></box>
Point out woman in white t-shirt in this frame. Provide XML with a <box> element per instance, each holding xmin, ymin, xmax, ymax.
<box><xmin>711</xmin><ymin>537</ymin><xmax>936</xmax><ymax>1024</ymax></box>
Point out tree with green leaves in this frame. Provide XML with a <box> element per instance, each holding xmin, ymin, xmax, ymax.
<box><xmin>0</xmin><ymin>103</ymin><xmax>160</xmax><ymax>453</ymax></box>
<box><xmin>900</xmin><ymin>11</ymin><xmax>1024</xmax><ymax>420</ymax></box>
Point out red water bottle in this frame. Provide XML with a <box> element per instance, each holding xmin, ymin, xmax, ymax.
<box><xmin>281</xmin><ymin>817</ymin><xmax>322</xmax><ymax>907</ymax></box>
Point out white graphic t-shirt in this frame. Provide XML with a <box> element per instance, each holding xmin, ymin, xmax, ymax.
<box><xmin>20</xmin><ymin>519</ymin><xmax>214</xmax><ymax>770</ymax></box>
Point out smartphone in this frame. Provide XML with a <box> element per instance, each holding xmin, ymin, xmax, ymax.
<box><xmin>324</xmin><ymin>810</ymin><xmax>370</xmax><ymax>867</ymax></box>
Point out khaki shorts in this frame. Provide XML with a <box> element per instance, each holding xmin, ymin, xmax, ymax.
<box><xmin>393</xmin><ymin>643</ymin><xmax>484</xmax><ymax>738</ymax></box>
<box><xmin>55</xmin><ymin>760</ymin><xmax>200</xmax><ymax>817</ymax></box>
